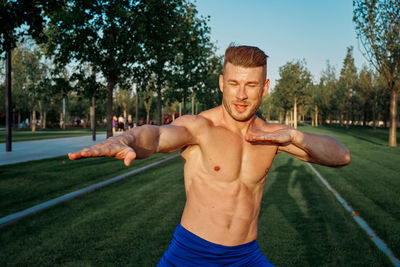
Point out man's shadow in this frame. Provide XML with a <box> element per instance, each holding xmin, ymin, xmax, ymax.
<box><xmin>257</xmin><ymin>156</ymin><xmax>352</xmax><ymax>266</ymax></box>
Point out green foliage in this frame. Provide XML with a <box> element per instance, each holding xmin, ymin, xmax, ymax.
<box><xmin>0</xmin><ymin>0</ymin><xmax>63</xmax><ymax>55</ymax></box>
<box><xmin>43</xmin><ymin>0</ymin><xmax>213</xmax><ymax>129</ymax></box>
<box><xmin>353</xmin><ymin>0</ymin><xmax>400</xmax><ymax>146</ymax></box>
<box><xmin>353</xmin><ymin>0</ymin><xmax>400</xmax><ymax>90</ymax></box>
<box><xmin>194</xmin><ymin>54</ymin><xmax>223</xmax><ymax>111</ymax></box>
<box><xmin>271</xmin><ymin>60</ymin><xmax>312</xmax><ymax>116</ymax></box>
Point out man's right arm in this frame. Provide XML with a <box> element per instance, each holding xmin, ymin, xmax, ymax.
<box><xmin>68</xmin><ymin>115</ymin><xmax>201</xmax><ymax>166</ymax></box>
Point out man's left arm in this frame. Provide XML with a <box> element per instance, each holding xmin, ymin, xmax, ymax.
<box><xmin>246</xmin><ymin>126</ymin><xmax>350</xmax><ymax>167</ymax></box>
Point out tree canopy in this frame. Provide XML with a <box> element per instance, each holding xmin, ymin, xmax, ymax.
<box><xmin>353</xmin><ymin>0</ymin><xmax>400</xmax><ymax>146</ymax></box>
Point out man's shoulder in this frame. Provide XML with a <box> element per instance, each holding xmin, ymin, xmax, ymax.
<box><xmin>170</xmin><ymin>114</ymin><xmax>212</xmax><ymax>130</ymax></box>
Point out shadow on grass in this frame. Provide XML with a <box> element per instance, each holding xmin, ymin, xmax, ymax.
<box><xmin>261</xmin><ymin>158</ymin><xmax>328</xmax><ymax>264</ymax></box>
<box><xmin>258</xmin><ymin>156</ymin><xmax>392</xmax><ymax>266</ymax></box>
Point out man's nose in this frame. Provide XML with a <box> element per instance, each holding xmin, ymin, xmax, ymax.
<box><xmin>236</xmin><ymin>85</ymin><xmax>248</xmax><ymax>100</ymax></box>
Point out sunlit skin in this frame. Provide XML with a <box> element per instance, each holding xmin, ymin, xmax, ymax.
<box><xmin>69</xmin><ymin>63</ymin><xmax>350</xmax><ymax>246</ymax></box>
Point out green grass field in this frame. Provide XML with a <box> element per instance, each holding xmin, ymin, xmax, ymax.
<box><xmin>0</xmin><ymin>125</ymin><xmax>399</xmax><ymax>266</ymax></box>
<box><xmin>0</xmin><ymin>152</ymin><xmax>177</xmax><ymax>217</ymax></box>
<box><xmin>0</xmin><ymin>128</ymin><xmax>105</xmax><ymax>143</ymax></box>
<box><xmin>298</xmin><ymin>124</ymin><xmax>400</xmax><ymax>261</ymax></box>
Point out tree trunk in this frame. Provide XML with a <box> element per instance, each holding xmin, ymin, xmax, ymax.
<box><xmin>18</xmin><ymin>110</ymin><xmax>21</xmax><ymax>128</ymax></box>
<box><xmin>135</xmin><ymin>90</ymin><xmax>139</xmax><ymax>126</ymax></box>
<box><xmin>60</xmin><ymin>105</ymin><xmax>63</xmax><ymax>129</ymax></box>
<box><xmin>183</xmin><ymin>91</ymin><xmax>187</xmax><ymax>114</ymax></box>
<box><xmin>106</xmin><ymin>78</ymin><xmax>115</xmax><ymax>138</ymax></box>
<box><xmin>91</xmin><ymin>96</ymin><xmax>96</xmax><ymax>141</ymax></box>
<box><xmin>362</xmin><ymin>105</ymin><xmax>366</xmax><ymax>127</ymax></box>
<box><xmin>146</xmin><ymin>109</ymin><xmax>150</xmax><ymax>124</ymax></box>
<box><xmin>372</xmin><ymin>103</ymin><xmax>376</xmax><ymax>130</ymax></box>
<box><xmin>179</xmin><ymin>102</ymin><xmax>182</xmax><ymax>117</ymax></box>
<box><xmin>63</xmin><ymin>97</ymin><xmax>67</xmax><ymax>129</ymax></box>
<box><xmin>157</xmin><ymin>86</ymin><xmax>162</xmax><ymax>125</ymax></box>
<box><xmin>279</xmin><ymin>111</ymin><xmax>283</xmax><ymax>124</ymax></box>
<box><xmin>339</xmin><ymin>112</ymin><xmax>343</xmax><ymax>127</ymax></box>
<box><xmin>123</xmin><ymin>108</ymin><xmax>127</xmax><ymax>130</ymax></box>
<box><xmin>192</xmin><ymin>94</ymin><xmax>195</xmax><ymax>115</ymax></box>
<box><xmin>285</xmin><ymin>110</ymin><xmax>289</xmax><ymax>126</ymax></box>
<box><xmin>38</xmin><ymin>100</ymin><xmax>43</xmax><ymax>128</ymax></box>
<box><xmin>314</xmin><ymin>105</ymin><xmax>318</xmax><ymax>127</ymax></box>
<box><xmin>43</xmin><ymin>111</ymin><xmax>47</xmax><ymax>129</ymax></box>
<box><xmin>5</xmin><ymin>50</ymin><xmax>12</xmax><ymax>152</ymax></box>
<box><xmin>389</xmin><ymin>89</ymin><xmax>398</xmax><ymax>147</ymax></box>
<box><xmin>32</xmin><ymin>106</ymin><xmax>36</xmax><ymax>133</ymax></box>
<box><xmin>345</xmin><ymin>111</ymin><xmax>349</xmax><ymax>129</ymax></box>
<box><xmin>39</xmin><ymin>109</ymin><xmax>43</xmax><ymax>128</ymax></box>
<box><xmin>294</xmin><ymin>97</ymin><xmax>297</xmax><ymax>129</ymax></box>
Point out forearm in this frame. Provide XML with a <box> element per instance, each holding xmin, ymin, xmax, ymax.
<box><xmin>291</xmin><ymin>129</ymin><xmax>350</xmax><ymax>167</ymax></box>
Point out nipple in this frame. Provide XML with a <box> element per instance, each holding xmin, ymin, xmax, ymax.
<box><xmin>214</xmin><ymin>166</ymin><xmax>221</xmax><ymax>172</ymax></box>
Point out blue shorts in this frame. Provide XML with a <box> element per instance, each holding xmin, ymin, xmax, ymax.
<box><xmin>157</xmin><ymin>224</ymin><xmax>274</xmax><ymax>266</ymax></box>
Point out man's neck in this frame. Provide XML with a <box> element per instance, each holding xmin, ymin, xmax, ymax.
<box><xmin>219</xmin><ymin>105</ymin><xmax>256</xmax><ymax>136</ymax></box>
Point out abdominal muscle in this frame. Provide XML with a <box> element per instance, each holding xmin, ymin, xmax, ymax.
<box><xmin>180</xmin><ymin>170</ymin><xmax>266</xmax><ymax>246</ymax></box>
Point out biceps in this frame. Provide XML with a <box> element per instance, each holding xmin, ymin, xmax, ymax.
<box><xmin>157</xmin><ymin>125</ymin><xmax>195</xmax><ymax>153</ymax></box>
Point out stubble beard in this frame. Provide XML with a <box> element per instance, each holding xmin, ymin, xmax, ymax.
<box><xmin>222</xmin><ymin>97</ymin><xmax>260</xmax><ymax>122</ymax></box>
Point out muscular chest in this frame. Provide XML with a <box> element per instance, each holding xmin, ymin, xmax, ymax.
<box><xmin>183</xmin><ymin>127</ymin><xmax>278</xmax><ymax>183</ymax></box>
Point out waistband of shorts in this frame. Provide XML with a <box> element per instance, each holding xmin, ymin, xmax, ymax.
<box><xmin>174</xmin><ymin>223</ymin><xmax>258</xmax><ymax>252</ymax></box>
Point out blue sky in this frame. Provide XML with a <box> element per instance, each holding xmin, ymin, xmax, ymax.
<box><xmin>195</xmin><ymin>0</ymin><xmax>369</xmax><ymax>89</ymax></box>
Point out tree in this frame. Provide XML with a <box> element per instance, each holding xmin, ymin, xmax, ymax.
<box><xmin>357</xmin><ymin>66</ymin><xmax>374</xmax><ymax>126</ymax></box>
<box><xmin>115</xmin><ymin>87</ymin><xmax>133</xmax><ymax>129</ymax></box>
<box><xmin>353</xmin><ymin>0</ymin><xmax>400</xmax><ymax>146</ymax></box>
<box><xmin>24</xmin><ymin>46</ymin><xmax>48</xmax><ymax>132</ymax></box>
<box><xmin>71</xmin><ymin>63</ymin><xmax>106</xmax><ymax>140</ymax></box>
<box><xmin>138</xmin><ymin>0</ymin><xmax>212</xmax><ymax>124</ymax></box>
<box><xmin>185</xmin><ymin>54</ymin><xmax>223</xmax><ymax>112</ymax></box>
<box><xmin>1</xmin><ymin>0</ymin><xmax>63</xmax><ymax>150</ymax></box>
<box><xmin>338</xmin><ymin>46</ymin><xmax>358</xmax><ymax>128</ymax></box>
<box><xmin>273</xmin><ymin>60</ymin><xmax>312</xmax><ymax>128</ymax></box>
<box><xmin>10</xmin><ymin>44</ymin><xmax>30</xmax><ymax>127</ymax></box>
<box><xmin>319</xmin><ymin>61</ymin><xmax>338</xmax><ymax>126</ymax></box>
<box><xmin>45</xmin><ymin>1</ymin><xmax>141</xmax><ymax>138</ymax></box>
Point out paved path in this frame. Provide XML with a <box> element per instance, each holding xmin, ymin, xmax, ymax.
<box><xmin>0</xmin><ymin>134</ymin><xmax>107</xmax><ymax>166</ymax></box>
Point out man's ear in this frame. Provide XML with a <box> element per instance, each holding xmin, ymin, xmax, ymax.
<box><xmin>262</xmin><ymin>79</ymin><xmax>270</xmax><ymax>96</ymax></box>
<box><xmin>219</xmin><ymin>74</ymin><xmax>224</xmax><ymax>93</ymax></box>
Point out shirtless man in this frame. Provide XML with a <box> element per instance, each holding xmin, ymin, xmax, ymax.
<box><xmin>69</xmin><ymin>45</ymin><xmax>350</xmax><ymax>266</ymax></box>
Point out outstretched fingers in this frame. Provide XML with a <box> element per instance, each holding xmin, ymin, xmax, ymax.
<box><xmin>68</xmin><ymin>147</ymin><xmax>99</xmax><ymax>160</ymax></box>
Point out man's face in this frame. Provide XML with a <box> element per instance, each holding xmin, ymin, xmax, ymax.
<box><xmin>219</xmin><ymin>62</ymin><xmax>269</xmax><ymax>122</ymax></box>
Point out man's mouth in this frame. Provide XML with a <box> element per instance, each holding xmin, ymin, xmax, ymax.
<box><xmin>234</xmin><ymin>104</ymin><xmax>248</xmax><ymax>112</ymax></box>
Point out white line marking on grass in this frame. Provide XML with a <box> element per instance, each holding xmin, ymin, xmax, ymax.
<box><xmin>0</xmin><ymin>154</ymin><xmax>179</xmax><ymax>228</ymax></box>
<box><xmin>306</xmin><ymin>163</ymin><xmax>400</xmax><ymax>267</ymax></box>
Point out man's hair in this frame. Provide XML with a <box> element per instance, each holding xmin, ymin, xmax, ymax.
<box><xmin>224</xmin><ymin>44</ymin><xmax>268</xmax><ymax>71</ymax></box>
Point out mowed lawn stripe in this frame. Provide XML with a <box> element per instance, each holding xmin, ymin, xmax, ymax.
<box><xmin>0</xmin><ymin>152</ymin><xmax>392</xmax><ymax>266</ymax></box>
<box><xmin>258</xmin><ymin>153</ymin><xmax>391</xmax><ymax>266</ymax></box>
<box><xmin>0</xmin><ymin>157</ymin><xmax>186</xmax><ymax>267</ymax></box>
<box><xmin>0</xmin><ymin>152</ymin><xmax>178</xmax><ymax>217</ymax></box>
<box><xmin>299</xmin><ymin>125</ymin><xmax>400</xmax><ymax>260</ymax></box>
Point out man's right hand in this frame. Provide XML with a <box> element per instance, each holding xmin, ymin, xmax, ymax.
<box><xmin>68</xmin><ymin>141</ymin><xmax>137</xmax><ymax>166</ymax></box>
